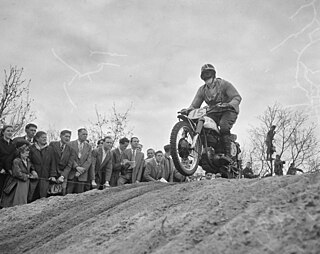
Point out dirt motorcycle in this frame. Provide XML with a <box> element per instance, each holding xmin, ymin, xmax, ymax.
<box><xmin>170</xmin><ymin>104</ymin><xmax>241</xmax><ymax>178</ymax></box>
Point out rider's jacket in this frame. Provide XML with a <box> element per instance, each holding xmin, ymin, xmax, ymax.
<box><xmin>189</xmin><ymin>78</ymin><xmax>242</xmax><ymax>113</ymax></box>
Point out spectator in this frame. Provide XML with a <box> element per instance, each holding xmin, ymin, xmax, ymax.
<box><xmin>266</xmin><ymin>125</ymin><xmax>276</xmax><ymax>161</ymax></box>
<box><xmin>287</xmin><ymin>162</ymin><xmax>303</xmax><ymax>175</ymax></box>
<box><xmin>205</xmin><ymin>172</ymin><xmax>213</xmax><ymax>180</ymax></box>
<box><xmin>28</xmin><ymin>131</ymin><xmax>52</xmax><ymax>202</ymax></box>
<box><xmin>144</xmin><ymin>151</ymin><xmax>166</xmax><ymax>182</ymax></box>
<box><xmin>110</xmin><ymin>137</ymin><xmax>129</xmax><ymax>187</ymax></box>
<box><xmin>0</xmin><ymin>125</ymin><xmax>16</xmax><ymax>195</ymax></box>
<box><xmin>13</xmin><ymin>123</ymin><xmax>37</xmax><ymax>145</ymax></box>
<box><xmin>97</xmin><ymin>139</ymin><xmax>104</xmax><ymax>149</ymax></box>
<box><xmin>137</xmin><ymin>143</ymin><xmax>143</xmax><ymax>152</ymax></box>
<box><xmin>91</xmin><ymin>136</ymin><xmax>113</xmax><ymax>189</ymax></box>
<box><xmin>1</xmin><ymin>141</ymin><xmax>37</xmax><ymax>208</ymax></box>
<box><xmin>242</xmin><ymin>162</ymin><xmax>257</xmax><ymax>179</ymax></box>
<box><xmin>68</xmin><ymin>128</ymin><xmax>92</xmax><ymax>194</ymax></box>
<box><xmin>274</xmin><ymin>155</ymin><xmax>285</xmax><ymax>176</ymax></box>
<box><xmin>49</xmin><ymin>130</ymin><xmax>74</xmax><ymax>195</ymax></box>
<box><xmin>118</xmin><ymin>137</ymin><xmax>145</xmax><ymax>185</ymax></box>
<box><xmin>162</xmin><ymin>144</ymin><xmax>174</xmax><ymax>182</ymax></box>
<box><xmin>146</xmin><ymin>148</ymin><xmax>155</xmax><ymax>161</ymax></box>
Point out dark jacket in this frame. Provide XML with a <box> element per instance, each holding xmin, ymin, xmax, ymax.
<box><xmin>91</xmin><ymin>147</ymin><xmax>113</xmax><ymax>184</ymax></box>
<box><xmin>162</xmin><ymin>155</ymin><xmax>174</xmax><ymax>182</ymax></box>
<box><xmin>49</xmin><ymin>141</ymin><xmax>75</xmax><ymax>179</ymax></box>
<box><xmin>0</xmin><ymin>137</ymin><xmax>16</xmax><ymax>172</ymax></box>
<box><xmin>144</xmin><ymin>159</ymin><xmax>164</xmax><ymax>182</ymax></box>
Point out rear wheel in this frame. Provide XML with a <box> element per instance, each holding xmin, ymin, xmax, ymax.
<box><xmin>170</xmin><ymin>121</ymin><xmax>202</xmax><ymax>176</ymax></box>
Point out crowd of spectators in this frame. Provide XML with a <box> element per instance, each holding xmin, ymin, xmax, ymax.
<box><xmin>0</xmin><ymin>123</ymin><xmax>187</xmax><ymax>208</ymax></box>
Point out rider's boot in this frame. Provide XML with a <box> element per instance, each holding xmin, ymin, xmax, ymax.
<box><xmin>221</xmin><ymin>134</ymin><xmax>233</xmax><ymax>163</ymax></box>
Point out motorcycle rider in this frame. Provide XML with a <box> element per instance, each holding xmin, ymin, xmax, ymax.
<box><xmin>181</xmin><ymin>64</ymin><xmax>242</xmax><ymax>160</ymax></box>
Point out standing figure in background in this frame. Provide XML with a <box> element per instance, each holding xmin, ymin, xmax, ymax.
<box><xmin>0</xmin><ymin>125</ymin><xmax>16</xmax><ymax>195</ymax></box>
<box><xmin>266</xmin><ymin>125</ymin><xmax>276</xmax><ymax>161</ymax></box>
<box><xmin>110</xmin><ymin>137</ymin><xmax>129</xmax><ymax>187</ymax></box>
<box><xmin>274</xmin><ymin>155</ymin><xmax>285</xmax><ymax>176</ymax></box>
<box><xmin>28</xmin><ymin>131</ymin><xmax>52</xmax><ymax>202</ymax></box>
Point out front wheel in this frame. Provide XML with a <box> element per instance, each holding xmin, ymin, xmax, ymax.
<box><xmin>170</xmin><ymin>121</ymin><xmax>202</xmax><ymax>176</ymax></box>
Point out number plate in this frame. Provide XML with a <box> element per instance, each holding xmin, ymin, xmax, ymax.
<box><xmin>188</xmin><ymin>108</ymin><xmax>207</xmax><ymax>119</ymax></box>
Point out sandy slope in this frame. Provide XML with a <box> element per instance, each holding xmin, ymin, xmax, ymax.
<box><xmin>0</xmin><ymin>173</ymin><xmax>319</xmax><ymax>254</ymax></box>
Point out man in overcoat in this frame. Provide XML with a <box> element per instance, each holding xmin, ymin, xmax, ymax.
<box><xmin>118</xmin><ymin>137</ymin><xmax>145</xmax><ymax>185</ymax></box>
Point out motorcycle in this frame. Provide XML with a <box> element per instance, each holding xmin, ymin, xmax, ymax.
<box><xmin>170</xmin><ymin>104</ymin><xmax>241</xmax><ymax>179</ymax></box>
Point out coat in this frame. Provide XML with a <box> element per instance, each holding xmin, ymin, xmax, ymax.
<box><xmin>0</xmin><ymin>157</ymin><xmax>32</xmax><ymax>207</ymax></box>
<box><xmin>162</xmin><ymin>155</ymin><xmax>174</xmax><ymax>182</ymax></box>
<box><xmin>122</xmin><ymin>149</ymin><xmax>145</xmax><ymax>183</ymax></box>
<box><xmin>110</xmin><ymin>148</ymin><xmax>124</xmax><ymax>186</ymax></box>
<box><xmin>49</xmin><ymin>141</ymin><xmax>75</xmax><ymax>179</ymax></box>
<box><xmin>144</xmin><ymin>158</ymin><xmax>164</xmax><ymax>182</ymax></box>
<box><xmin>28</xmin><ymin>144</ymin><xmax>52</xmax><ymax>200</ymax></box>
<box><xmin>68</xmin><ymin>140</ymin><xmax>92</xmax><ymax>181</ymax></box>
<box><xmin>91</xmin><ymin>147</ymin><xmax>113</xmax><ymax>184</ymax></box>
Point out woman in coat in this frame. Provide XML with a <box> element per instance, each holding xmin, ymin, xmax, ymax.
<box><xmin>28</xmin><ymin>131</ymin><xmax>52</xmax><ymax>202</ymax></box>
<box><xmin>0</xmin><ymin>125</ymin><xmax>16</xmax><ymax>195</ymax></box>
<box><xmin>0</xmin><ymin>141</ymin><xmax>37</xmax><ymax>208</ymax></box>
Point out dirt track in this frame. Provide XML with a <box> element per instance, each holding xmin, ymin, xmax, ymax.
<box><xmin>0</xmin><ymin>173</ymin><xmax>319</xmax><ymax>254</ymax></box>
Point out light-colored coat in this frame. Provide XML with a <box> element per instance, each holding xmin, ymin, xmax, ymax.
<box><xmin>68</xmin><ymin>140</ymin><xmax>92</xmax><ymax>181</ymax></box>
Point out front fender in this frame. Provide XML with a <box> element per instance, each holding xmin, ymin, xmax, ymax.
<box><xmin>177</xmin><ymin>115</ymin><xmax>196</xmax><ymax>130</ymax></box>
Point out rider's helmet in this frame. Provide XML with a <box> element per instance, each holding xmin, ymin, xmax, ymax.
<box><xmin>200</xmin><ymin>64</ymin><xmax>216</xmax><ymax>81</ymax></box>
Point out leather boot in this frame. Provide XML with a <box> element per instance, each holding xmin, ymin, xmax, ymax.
<box><xmin>221</xmin><ymin>134</ymin><xmax>233</xmax><ymax>163</ymax></box>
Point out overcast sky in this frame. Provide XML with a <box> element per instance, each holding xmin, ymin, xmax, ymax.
<box><xmin>0</xmin><ymin>0</ymin><xmax>319</xmax><ymax>151</ymax></box>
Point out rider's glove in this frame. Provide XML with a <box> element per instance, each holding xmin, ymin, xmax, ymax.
<box><xmin>179</xmin><ymin>107</ymin><xmax>193</xmax><ymax>115</ymax></box>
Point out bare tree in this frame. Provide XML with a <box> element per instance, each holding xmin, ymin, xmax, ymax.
<box><xmin>248</xmin><ymin>103</ymin><xmax>320</xmax><ymax>175</ymax></box>
<box><xmin>88</xmin><ymin>103</ymin><xmax>133</xmax><ymax>147</ymax></box>
<box><xmin>46</xmin><ymin>124</ymin><xmax>60</xmax><ymax>143</ymax></box>
<box><xmin>0</xmin><ymin>66</ymin><xmax>34</xmax><ymax>135</ymax></box>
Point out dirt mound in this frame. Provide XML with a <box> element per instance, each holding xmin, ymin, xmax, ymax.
<box><xmin>0</xmin><ymin>173</ymin><xmax>319</xmax><ymax>254</ymax></box>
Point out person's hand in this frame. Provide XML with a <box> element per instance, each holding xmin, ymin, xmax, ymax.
<box><xmin>49</xmin><ymin>177</ymin><xmax>57</xmax><ymax>182</ymax></box>
<box><xmin>0</xmin><ymin>169</ymin><xmax>6</xmax><ymax>174</ymax></box>
<box><xmin>122</xmin><ymin>159</ymin><xmax>130</xmax><ymax>165</ymax></box>
<box><xmin>179</xmin><ymin>108</ymin><xmax>192</xmax><ymax>115</ymax></box>
<box><xmin>135</xmin><ymin>180</ymin><xmax>140</xmax><ymax>183</ymax></box>
<box><xmin>31</xmin><ymin>171</ymin><xmax>38</xmax><ymax>179</ymax></box>
<box><xmin>57</xmin><ymin>176</ymin><xmax>65</xmax><ymax>183</ymax></box>
<box><xmin>75</xmin><ymin>172</ymin><xmax>81</xmax><ymax>178</ymax></box>
<box><xmin>217</xmin><ymin>102</ymin><xmax>231</xmax><ymax>108</ymax></box>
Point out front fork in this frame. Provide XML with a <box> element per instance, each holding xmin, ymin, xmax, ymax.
<box><xmin>191</xmin><ymin>117</ymin><xmax>204</xmax><ymax>149</ymax></box>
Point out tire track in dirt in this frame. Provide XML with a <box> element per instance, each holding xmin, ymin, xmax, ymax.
<box><xmin>0</xmin><ymin>183</ymin><xmax>170</xmax><ymax>254</ymax></box>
